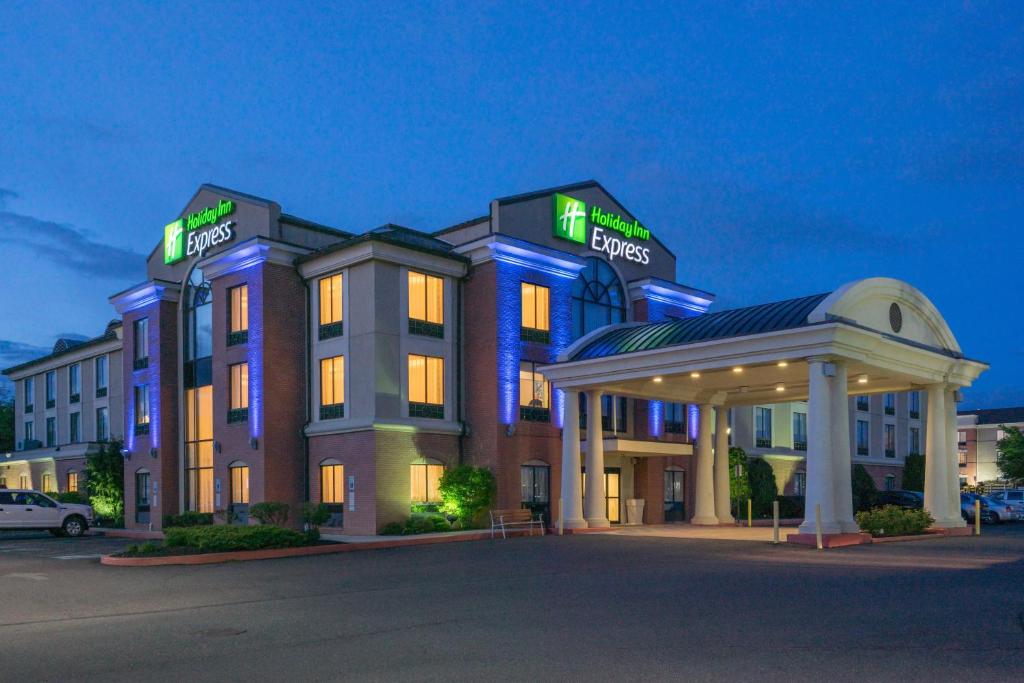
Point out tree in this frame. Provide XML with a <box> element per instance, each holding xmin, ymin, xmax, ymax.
<box><xmin>747</xmin><ymin>458</ymin><xmax>778</xmax><ymax>517</ymax></box>
<box><xmin>996</xmin><ymin>425</ymin><xmax>1024</xmax><ymax>484</ymax></box>
<box><xmin>85</xmin><ymin>440</ymin><xmax>124</xmax><ymax>524</ymax></box>
<box><xmin>902</xmin><ymin>452</ymin><xmax>925</xmax><ymax>492</ymax></box>
<box><xmin>0</xmin><ymin>393</ymin><xmax>13</xmax><ymax>453</ymax></box>
<box><xmin>438</xmin><ymin>465</ymin><xmax>495</xmax><ymax>527</ymax></box>
<box><xmin>729</xmin><ymin>446</ymin><xmax>751</xmax><ymax>509</ymax></box>
<box><xmin>851</xmin><ymin>464</ymin><xmax>878</xmax><ymax>512</ymax></box>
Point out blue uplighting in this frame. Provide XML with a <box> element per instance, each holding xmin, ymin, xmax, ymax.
<box><xmin>245</xmin><ymin>267</ymin><xmax>263</xmax><ymax>440</ymax></box>
<box><xmin>688</xmin><ymin>404</ymin><xmax>700</xmax><ymax>441</ymax></box>
<box><xmin>649</xmin><ymin>400</ymin><xmax>664</xmax><ymax>438</ymax></box>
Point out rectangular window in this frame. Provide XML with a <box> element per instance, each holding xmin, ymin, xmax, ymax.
<box><xmin>318</xmin><ymin>274</ymin><xmax>344</xmax><ymax>339</ymax></box>
<box><xmin>598</xmin><ymin>395</ymin><xmax>627</xmax><ymax>432</ymax></box>
<box><xmin>228</xmin><ymin>284</ymin><xmax>249</xmax><ymax>345</ymax></box>
<box><xmin>96</xmin><ymin>407</ymin><xmax>109</xmax><ymax>442</ymax></box>
<box><xmin>408</xmin><ymin>354</ymin><xmax>444</xmax><ymax>418</ymax></box>
<box><xmin>227</xmin><ymin>362</ymin><xmax>249</xmax><ymax>423</ymax></box>
<box><xmin>45</xmin><ymin>371</ymin><xmax>56</xmax><ymax>408</ymax></box>
<box><xmin>230</xmin><ymin>465</ymin><xmax>250</xmax><ymax>504</ymax></box>
<box><xmin>69</xmin><ymin>412</ymin><xmax>81</xmax><ymax>443</ymax></box>
<box><xmin>910</xmin><ymin>427</ymin><xmax>921</xmax><ymax>455</ymax></box>
<box><xmin>410</xmin><ymin>462</ymin><xmax>444</xmax><ymax>504</ymax></box>
<box><xmin>664</xmin><ymin>402</ymin><xmax>686</xmax><ymax>434</ymax></box>
<box><xmin>134</xmin><ymin>385</ymin><xmax>150</xmax><ymax>434</ymax></box>
<box><xmin>24</xmin><ymin>420</ymin><xmax>34</xmax><ymax>445</ymax></box>
<box><xmin>794</xmin><ymin>472</ymin><xmax>806</xmax><ymax>496</ymax></box>
<box><xmin>793</xmin><ymin>412</ymin><xmax>807</xmax><ymax>451</ymax></box>
<box><xmin>95</xmin><ymin>355</ymin><xmax>108</xmax><ymax>397</ymax></box>
<box><xmin>519</xmin><ymin>361</ymin><xmax>550</xmax><ymax>422</ymax></box>
<box><xmin>41</xmin><ymin>473</ymin><xmax>54</xmax><ymax>493</ymax></box>
<box><xmin>133</xmin><ymin>318</ymin><xmax>149</xmax><ymax>369</ymax></box>
<box><xmin>884</xmin><ymin>393</ymin><xmax>895</xmax><ymax>415</ymax></box>
<box><xmin>408</xmin><ymin>271</ymin><xmax>444</xmax><ymax>337</ymax></box>
<box><xmin>319</xmin><ymin>356</ymin><xmax>345</xmax><ymax>419</ymax></box>
<box><xmin>856</xmin><ymin>395</ymin><xmax>869</xmax><ymax>411</ymax></box>
<box><xmin>856</xmin><ymin>420</ymin><xmax>869</xmax><ymax>455</ymax></box>
<box><xmin>884</xmin><ymin>423</ymin><xmax>896</xmax><ymax>458</ymax></box>
<box><xmin>67</xmin><ymin>471</ymin><xmax>78</xmax><ymax>492</ymax></box>
<box><xmin>755</xmin><ymin>407</ymin><xmax>773</xmax><ymax>448</ymax></box>
<box><xmin>24</xmin><ymin>378</ymin><xmax>34</xmax><ymax>412</ymax></box>
<box><xmin>520</xmin><ymin>282</ymin><xmax>551</xmax><ymax>343</ymax></box>
<box><xmin>958</xmin><ymin>448</ymin><xmax>968</xmax><ymax>467</ymax></box>
<box><xmin>909</xmin><ymin>391</ymin><xmax>920</xmax><ymax>419</ymax></box>
<box><xmin>19</xmin><ymin>474</ymin><xmax>29</xmax><ymax>489</ymax></box>
<box><xmin>69</xmin><ymin>364</ymin><xmax>80</xmax><ymax>403</ymax></box>
<box><xmin>321</xmin><ymin>463</ymin><xmax>344</xmax><ymax>504</ymax></box>
<box><xmin>46</xmin><ymin>417</ymin><xmax>56</xmax><ymax>448</ymax></box>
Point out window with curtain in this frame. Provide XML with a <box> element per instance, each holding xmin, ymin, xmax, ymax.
<box><xmin>69</xmin><ymin>412</ymin><xmax>81</xmax><ymax>443</ymax></box>
<box><xmin>410</xmin><ymin>462</ymin><xmax>444</xmax><ymax>504</ymax></box>
<box><xmin>518</xmin><ymin>361</ymin><xmax>550</xmax><ymax>421</ymax></box>
<box><xmin>520</xmin><ymin>282</ymin><xmax>551</xmax><ymax>343</ymax></box>
<box><xmin>24</xmin><ymin>377</ymin><xmax>34</xmax><ymax>411</ymax></box>
<box><xmin>408</xmin><ymin>271</ymin><xmax>444</xmax><ymax>337</ymax></box>
<box><xmin>95</xmin><ymin>355</ymin><xmax>108</xmax><ymax>396</ymax></box>
<box><xmin>884</xmin><ymin>423</ymin><xmax>896</xmax><ymax>458</ymax></box>
<box><xmin>96</xmin><ymin>407</ymin><xmax>109</xmax><ymax>441</ymax></box>
<box><xmin>133</xmin><ymin>317</ymin><xmax>149</xmax><ymax>369</ymax></box>
<box><xmin>67</xmin><ymin>471</ymin><xmax>78</xmax><ymax>492</ymax></box>
<box><xmin>228</xmin><ymin>284</ymin><xmax>249</xmax><ymax>345</ymax></box>
<box><xmin>46</xmin><ymin>417</ymin><xmax>56</xmax><ymax>447</ymax></box>
<box><xmin>321</xmin><ymin>463</ymin><xmax>344</xmax><ymax>504</ymax></box>
<box><xmin>45</xmin><ymin>371</ymin><xmax>56</xmax><ymax>407</ymax></box>
<box><xmin>408</xmin><ymin>354</ymin><xmax>444</xmax><ymax>418</ymax></box>
<box><xmin>910</xmin><ymin>427</ymin><xmax>921</xmax><ymax>455</ymax></box>
<box><xmin>318</xmin><ymin>274</ymin><xmax>344</xmax><ymax>339</ymax></box>
<box><xmin>230</xmin><ymin>464</ymin><xmax>250</xmax><ymax>504</ymax></box>
<box><xmin>319</xmin><ymin>356</ymin><xmax>345</xmax><ymax>419</ymax></box>
<box><xmin>69</xmin><ymin>364</ymin><xmax>80</xmax><ymax>402</ymax></box>
<box><xmin>134</xmin><ymin>385</ymin><xmax>150</xmax><ymax>434</ymax></box>
<box><xmin>42</xmin><ymin>473</ymin><xmax>54</xmax><ymax>493</ymax></box>
<box><xmin>228</xmin><ymin>362</ymin><xmax>249</xmax><ymax>423</ymax></box>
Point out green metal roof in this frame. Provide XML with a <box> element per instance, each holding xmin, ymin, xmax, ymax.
<box><xmin>570</xmin><ymin>293</ymin><xmax>830</xmax><ymax>361</ymax></box>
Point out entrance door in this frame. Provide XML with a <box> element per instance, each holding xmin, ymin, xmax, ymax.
<box><xmin>520</xmin><ymin>464</ymin><xmax>551</xmax><ymax>524</ymax></box>
<box><xmin>135</xmin><ymin>471</ymin><xmax>150</xmax><ymax>524</ymax></box>
<box><xmin>664</xmin><ymin>469</ymin><xmax>685</xmax><ymax>522</ymax></box>
<box><xmin>605</xmin><ymin>469</ymin><xmax>621</xmax><ymax>524</ymax></box>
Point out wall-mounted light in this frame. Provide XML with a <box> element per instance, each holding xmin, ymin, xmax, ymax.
<box><xmin>150</xmin><ymin>448</ymin><xmax>158</xmax><ymax>459</ymax></box>
<box><xmin>249</xmin><ymin>437</ymin><xmax>259</xmax><ymax>450</ymax></box>
<box><xmin>120</xmin><ymin>448</ymin><xmax>131</xmax><ymax>461</ymax></box>
<box><xmin>690</xmin><ymin>372</ymin><xmax>701</xmax><ymax>379</ymax></box>
<box><xmin>857</xmin><ymin>374</ymin><xmax>869</xmax><ymax>384</ymax></box>
<box><xmin>214</xmin><ymin>441</ymin><xmax>222</xmax><ymax>454</ymax></box>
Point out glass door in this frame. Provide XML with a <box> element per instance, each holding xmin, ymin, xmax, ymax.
<box><xmin>520</xmin><ymin>464</ymin><xmax>550</xmax><ymax>524</ymax></box>
<box><xmin>605</xmin><ymin>468</ymin><xmax>621</xmax><ymax>524</ymax></box>
<box><xmin>135</xmin><ymin>471</ymin><xmax>150</xmax><ymax>524</ymax></box>
<box><xmin>664</xmin><ymin>469</ymin><xmax>685</xmax><ymax>522</ymax></box>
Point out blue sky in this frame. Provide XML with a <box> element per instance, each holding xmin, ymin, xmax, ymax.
<box><xmin>0</xmin><ymin>1</ymin><xmax>1020</xmax><ymax>407</ymax></box>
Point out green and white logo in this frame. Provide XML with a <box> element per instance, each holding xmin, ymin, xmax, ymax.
<box><xmin>553</xmin><ymin>193</ymin><xmax>587</xmax><ymax>244</ymax></box>
<box><xmin>164</xmin><ymin>219</ymin><xmax>185</xmax><ymax>264</ymax></box>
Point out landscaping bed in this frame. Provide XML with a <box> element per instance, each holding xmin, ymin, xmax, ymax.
<box><xmin>112</xmin><ymin>524</ymin><xmax>322</xmax><ymax>558</ymax></box>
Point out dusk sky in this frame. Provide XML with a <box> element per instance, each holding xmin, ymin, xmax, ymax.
<box><xmin>0</xmin><ymin>1</ymin><xmax>1020</xmax><ymax>408</ymax></box>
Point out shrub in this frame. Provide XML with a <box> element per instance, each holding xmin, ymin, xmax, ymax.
<box><xmin>852</xmin><ymin>464</ymin><xmax>878</xmax><ymax>512</ymax></box>
<box><xmin>379</xmin><ymin>515</ymin><xmax>451</xmax><ymax>536</ymax></box>
<box><xmin>747</xmin><ymin>458</ymin><xmax>778</xmax><ymax>517</ymax></box>
<box><xmin>302</xmin><ymin>503</ymin><xmax>331</xmax><ymax>542</ymax></box>
<box><xmin>250</xmin><ymin>501</ymin><xmax>290</xmax><ymax>526</ymax></box>
<box><xmin>163</xmin><ymin>525</ymin><xmax>308</xmax><ymax>552</ymax></box>
<box><xmin>776</xmin><ymin>495</ymin><xmax>805</xmax><ymax>519</ymax></box>
<box><xmin>729</xmin><ymin>447</ymin><xmax>751</xmax><ymax>509</ymax></box>
<box><xmin>902</xmin><ymin>453</ymin><xmax>925</xmax><ymax>492</ymax></box>
<box><xmin>55</xmin><ymin>491</ymin><xmax>89</xmax><ymax>504</ymax></box>
<box><xmin>438</xmin><ymin>465</ymin><xmax>495</xmax><ymax>526</ymax></box>
<box><xmin>163</xmin><ymin>511</ymin><xmax>214</xmax><ymax>528</ymax></box>
<box><xmin>856</xmin><ymin>505</ymin><xmax>934</xmax><ymax>537</ymax></box>
<box><xmin>379</xmin><ymin>522</ymin><xmax>405</xmax><ymax>535</ymax></box>
<box><xmin>85</xmin><ymin>439</ymin><xmax>124</xmax><ymax>522</ymax></box>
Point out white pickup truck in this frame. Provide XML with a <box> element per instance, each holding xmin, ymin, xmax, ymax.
<box><xmin>0</xmin><ymin>490</ymin><xmax>94</xmax><ymax>537</ymax></box>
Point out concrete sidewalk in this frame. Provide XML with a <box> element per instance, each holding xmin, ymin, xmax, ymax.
<box><xmin>598</xmin><ymin>523</ymin><xmax>799</xmax><ymax>542</ymax></box>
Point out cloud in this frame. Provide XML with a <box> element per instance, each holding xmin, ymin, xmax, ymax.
<box><xmin>0</xmin><ymin>339</ymin><xmax>50</xmax><ymax>400</ymax></box>
<box><xmin>0</xmin><ymin>206</ymin><xmax>146</xmax><ymax>280</ymax></box>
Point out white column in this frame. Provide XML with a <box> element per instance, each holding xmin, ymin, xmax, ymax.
<box><xmin>713</xmin><ymin>406</ymin><xmax>734</xmax><ymax>523</ymax></box>
<box><xmin>830</xmin><ymin>360</ymin><xmax>857</xmax><ymax>532</ymax></box>
<box><xmin>924</xmin><ymin>384</ymin><xmax>961</xmax><ymax>527</ymax></box>
<box><xmin>584</xmin><ymin>390</ymin><xmax>609</xmax><ymax>528</ymax></box>
<box><xmin>692</xmin><ymin>403</ymin><xmax>718</xmax><ymax>525</ymax></box>
<box><xmin>559</xmin><ymin>389</ymin><xmax>586</xmax><ymax>530</ymax></box>
<box><xmin>798</xmin><ymin>359</ymin><xmax>842</xmax><ymax>535</ymax></box>
<box><xmin>945</xmin><ymin>387</ymin><xmax>966</xmax><ymax>527</ymax></box>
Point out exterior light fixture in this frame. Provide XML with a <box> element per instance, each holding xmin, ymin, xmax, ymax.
<box><xmin>857</xmin><ymin>374</ymin><xmax>869</xmax><ymax>384</ymax></box>
<box><xmin>653</xmin><ymin>376</ymin><xmax>663</xmax><ymax>383</ymax></box>
<box><xmin>732</xmin><ymin>367</ymin><xmax>743</xmax><ymax>374</ymax></box>
<box><xmin>775</xmin><ymin>383</ymin><xmax>785</xmax><ymax>392</ymax></box>
<box><xmin>150</xmin><ymin>448</ymin><xmax>158</xmax><ymax>458</ymax></box>
<box><xmin>249</xmin><ymin>437</ymin><xmax>259</xmax><ymax>450</ymax></box>
<box><xmin>690</xmin><ymin>372</ymin><xmax>701</xmax><ymax>379</ymax></box>
<box><xmin>777</xmin><ymin>361</ymin><xmax>789</xmax><ymax>368</ymax></box>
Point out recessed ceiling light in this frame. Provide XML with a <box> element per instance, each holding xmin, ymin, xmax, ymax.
<box><xmin>690</xmin><ymin>372</ymin><xmax>701</xmax><ymax>379</ymax></box>
<box><xmin>653</xmin><ymin>376</ymin><xmax>663</xmax><ymax>383</ymax></box>
<box><xmin>732</xmin><ymin>367</ymin><xmax>743</xmax><ymax>374</ymax></box>
<box><xmin>777</xmin><ymin>361</ymin><xmax>789</xmax><ymax>368</ymax></box>
<box><xmin>775</xmin><ymin>383</ymin><xmax>785</xmax><ymax>392</ymax></box>
<box><xmin>857</xmin><ymin>374</ymin><xmax>869</xmax><ymax>384</ymax></box>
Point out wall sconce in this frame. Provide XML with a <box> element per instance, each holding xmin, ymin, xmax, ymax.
<box><xmin>214</xmin><ymin>441</ymin><xmax>222</xmax><ymax>454</ymax></box>
<box><xmin>505</xmin><ymin>424</ymin><xmax>516</xmax><ymax>437</ymax></box>
<box><xmin>150</xmin><ymin>448</ymin><xmax>158</xmax><ymax>459</ymax></box>
<box><xmin>120</xmin><ymin>448</ymin><xmax>131</xmax><ymax>461</ymax></box>
<box><xmin>249</xmin><ymin>437</ymin><xmax>258</xmax><ymax>450</ymax></box>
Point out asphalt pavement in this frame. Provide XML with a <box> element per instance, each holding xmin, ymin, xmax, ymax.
<box><xmin>1</xmin><ymin>525</ymin><xmax>1022</xmax><ymax>681</ymax></box>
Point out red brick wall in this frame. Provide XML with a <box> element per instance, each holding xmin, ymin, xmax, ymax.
<box><xmin>860</xmin><ymin>463</ymin><xmax>905</xmax><ymax>490</ymax></box>
<box><xmin>462</xmin><ymin>261</ymin><xmax>499</xmax><ymax>471</ymax></box>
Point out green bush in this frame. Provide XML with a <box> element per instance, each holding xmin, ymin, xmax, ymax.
<box><xmin>55</xmin><ymin>491</ymin><xmax>89</xmax><ymax>504</ymax></box>
<box><xmin>438</xmin><ymin>465</ymin><xmax>495</xmax><ymax>526</ymax></box>
<box><xmin>729</xmin><ymin>447</ymin><xmax>751</xmax><ymax>510</ymax></box>
<box><xmin>852</xmin><ymin>464</ymin><xmax>878</xmax><ymax>512</ymax></box>
<box><xmin>302</xmin><ymin>503</ymin><xmax>331</xmax><ymax>542</ymax></box>
<box><xmin>164</xmin><ymin>525</ymin><xmax>308</xmax><ymax>552</ymax></box>
<box><xmin>163</xmin><ymin>511</ymin><xmax>214</xmax><ymax>528</ymax></box>
<box><xmin>747</xmin><ymin>458</ymin><xmax>778</xmax><ymax>517</ymax></box>
<box><xmin>902</xmin><ymin>453</ymin><xmax>925</xmax><ymax>492</ymax></box>
<box><xmin>856</xmin><ymin>505</ymin><xmax>934</xmax><ymax>537</ymax></box>
<box><xmin>85</xmin><ymin>440</ymin><xmax>124</xmax><ymax>522</ymax></box>
<box><xmin>379</xmin><ymin>522</ymin><xmax>405</xmax><ymax>535</ymax></box>
<box><xmin>123</xmin><ymin>541</ymin><xmax>162</xmax><ymax>556</ymax></box>
<box><xmin>250</xmin><ymin>501</ymin><xmax>290</xmax><ymax>526</ymax></box>
<box><xmin>379</xmin><ymin>515</ymin><xmax>451</xmax><ymax>536</ymax></box>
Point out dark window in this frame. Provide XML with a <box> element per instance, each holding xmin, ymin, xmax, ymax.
<box><xmin>663</xmin><ymin>402</ymin><xmax>686</xmax><ymax>435</ymax></box>
<box><xmin>755</xmin><ymin>407</ymin><xmax>772</xmax><ymax>448</ymax></box>
<box><xmin>792</xmin><ymin>412</ymin><xmax>807</xmax><ymax>451</ymax></box>
<box><xmin>884</xmin><ymin>393</ymin><xmax>895</xmax><ymax>416</ymax></box>
<box><xmin>571</xmin><ymin>258</ymin><xmax>625</xmax><ymax>341</ymax></box>
<box><xmin>133</xmin><ymin>318</ymin><xmax>149</xmax><ymax>369</ymax></box>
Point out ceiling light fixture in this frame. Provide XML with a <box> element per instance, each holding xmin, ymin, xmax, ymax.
<box><xmin>775</xmin><ymin>383</ymin><xmax>785</xmax><ymax>392</ymax></box>
<box><xmin>653</xmin><ymin>376</ymin><xmax>663</xmax><ymax>383</ymax></box>
<box><xmin>857</xmin><ymin>374</ymin><xmax>869</xmax><ymax>384</ymax></box>
<box><xmin>777</xmin><ymin>361</ymin><xmax>789</xmax><ymax>368</ymax></box>
<box><xmin>732</xmin><ymin>367</ymin><xmax>743</xmax><ymax>374</ymax></box>
<box><xmin>690</xmin><ymin>372</ymin><xmax>701</xmax><ymax>379</ymax></box>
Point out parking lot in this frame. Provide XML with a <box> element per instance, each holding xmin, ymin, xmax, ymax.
<box><xmin>1</xmin><ymin>524</ymin><xmax>1023</xmax><ymax>681</ymax></box>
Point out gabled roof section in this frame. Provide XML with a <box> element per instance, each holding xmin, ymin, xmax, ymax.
<box><xmin>298</xmin><ymin>223</ymin><xmax>468</xmax><ymax>264</ymax></box>
<box><xmin>494</xmin><ymin>179</ymin><xmax>603</xmax><ymax>206</ymax></box>
<box><xmin>958</xmin><ymin>406</ymin><xmax>1024</xmax><ymax>425</ymax></box>
<box><xmin>570</xmin><ymin>293</ymin><xmax>830</xmax><ymax>361</ymax></box>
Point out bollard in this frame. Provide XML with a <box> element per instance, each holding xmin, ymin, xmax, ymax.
<box><xmin>772</xmin><ymin>500</ymin><xmax>780</xmax><ymax>544</ymax></box>
<box><xmin>974</xmin><ymin>499</ymin><xmax>981</xmax><ymax>536</ymax></box>
<box><xmin>815</xmin><ymin>503</ymin><xmax>823</xmax><ymax>550</ymax></box>
<box><xmin>747</xmin><ymin>498</ymin><xmax>753</xmax><ymax>528</ymax></box>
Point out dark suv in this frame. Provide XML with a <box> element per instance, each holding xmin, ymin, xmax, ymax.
<box><xmin>874</xmin><ymin>490</ymin><xmax>924</xmax><ymax>510</ymax></box>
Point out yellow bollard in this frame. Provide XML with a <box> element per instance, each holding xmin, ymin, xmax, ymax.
<box><xmin>975</xmin><ymin>499</ymin><xmax>981</xmax><ymax>536</ymax></box>
<box><xmin>747</xmin><ymin>498</ymin><xmax>753</xmax><ymax>528</ymax></box>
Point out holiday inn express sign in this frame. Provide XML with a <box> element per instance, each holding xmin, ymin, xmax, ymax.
<box><xmin>164</xmin><ymin>199</ymin><xmax>237</xmax><ymax>265</ymax></box>
<box><xmin>552</xmin><ymin>193</ymin><xmax>652</xmax><ymax>264</ymax></box>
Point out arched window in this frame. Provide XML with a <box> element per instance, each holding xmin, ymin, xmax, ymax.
<box><xmin>571</xmin><ymin>258</ymin><xmax>625</xmax><ymax>340</ymax></box>
<box><xmin>184</xmin><ymin>267</ymin><xmax>214</xmax><ymax>513</ymax></box>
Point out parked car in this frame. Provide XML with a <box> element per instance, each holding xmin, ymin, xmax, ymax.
<box><xmin>874</xmin><ymin>490</ymin><xmax>924</xmax><ymax>510</ymax></box>
<box><xmin>989</xmin><ymin>489</ymin><xmax>1024</xmax><ymax>508</ymax></box>
<box><xmin>960</xmin><ymin>492</ymin><xmax>1017</xmax><ymax>524</ymax></box>
<box><xmin>0</xmin><ymin>490</ymin><xmax>94</xmax><ymax>536</ymax></box>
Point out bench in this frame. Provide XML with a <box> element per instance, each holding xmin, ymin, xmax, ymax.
<box><xmin>489</xmin><ymin>509</ymin><xmax>545</xmax><ymax>539</ymax></box>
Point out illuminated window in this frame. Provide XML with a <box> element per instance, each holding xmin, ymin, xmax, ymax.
<box><xmin>41</xmin><ymin>473</ymin><xmax>54</xmax><ymax>493</ymax></box>
<box><xmin>884</xmin><ymin>423</ymin><xmax>896</xmax><ymax>458</ymax></box>
<box><xmin>69</xmin><ymin>364</ymin><xmax>80</xmax><ymax>403</ymax></box>
<box><xmin>318</xmin><ymin>274</ymin><xmax>344</xmax><ymax>339</ymax></box>
<box><xmin>19</xmin><ymin>474</ymin><xmax>29</xmax><ymax>489</ymax></box>
<box><xmin>755</xmin><ymin>407</ymin><xmax>772</xmax><ymax>448</ymax></box>
<box><xmin>67</xmin><ymin>471</ymin><xmax>78</xmax><ymax>493</ymax></box>
<box><xmin>134</xmin><ymin>385</ymin><xmax>150</xmax><ymax>434</ymax></box>
<box><xmin>521</xmin><ymin>282</ymin><xmax>550</xmax><ymax>343</ymax></box>
<box><xmin>226</xmin><ymin>362</ymin><xmax>249</xmax><ymax>423</ymax></box>
<box><xmin>133</xmin><ymin>317</ymin><xmax>149</xmax><ymax>369</ymax></box>
<box><xmin>408</xmin><ymin>271</ymin><xmax>444</xmax><ymax>337</ymax></box>
<box><xmin>228</xmin><ymin>284</ymin><xmax>249</xmax><ymax>345</ymax></box>
<box><xmin>320</xmin><ymin>356</ymin><xmax>345</xmax><ymax>419</ymax></box>
<box><xmin>321</xmin><ymin>463</ymin><xmax>344</xmax><ymax>504</ymax></box>
<box><xmin>69</xmin><ymin>412</ymin><xmax>81</xmax><ymax>443</ymax></box>
<box><xmin>230</xmin><ymin>464</ymin><xmax>250</xmax><ymax>505</ymax></box>
<box><xmin>96</xmin><ymin>407</ymin><xmax>109</xmax><ymax>441</ymax></box>
<box><xmin>408</xmin><ymin>354</ymin><xmax>444</xmax><ymax>418</ymax></box>
<box><xmin>519</xmin><ymin>361</ymin><xmax>550</xmax><ymax>422</ymax></box>
<box><xmin>410</xmin><ymin>461</ymin><xmax>444</xmax><ymax>504</ymax></box>
<box><xmin>185</xmin><ymin>385</ymin><xmax>214</xmax><ymax>513</ymax></box>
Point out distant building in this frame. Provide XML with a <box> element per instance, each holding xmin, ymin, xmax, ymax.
<box><xmin>956</xmin><ymin>406</ymin><xmax>1024</xmax><ymax>485</ymax></box>
<box><xmin>1</xmin><ymin>322</ymin><xmax>124</xmax><ymax>494</ymax></box>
